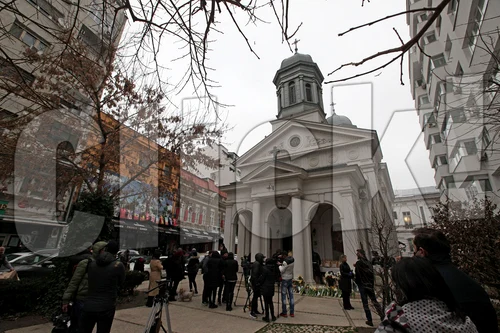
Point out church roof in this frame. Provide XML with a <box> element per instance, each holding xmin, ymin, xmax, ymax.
<box><xmin>280</xmin><ymin>53</ymin><xmax>314</xmax><ymax>70</ymax></box>
<box><xmin>326</xmin><ymin>114</ymin><xmax>356</xmax><ymax>128</ymax></box>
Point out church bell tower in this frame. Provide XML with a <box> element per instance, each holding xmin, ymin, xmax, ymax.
<box><xmin>272</xmin><ymin>45</ymin><xmax>326</xmax><ymax>122</ymax></box>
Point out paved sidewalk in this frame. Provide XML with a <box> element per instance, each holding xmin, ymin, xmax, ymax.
<box><xmin>6</xmin><ymin>274</ymin><xmax>374</xmax><ymax>333</ymax></box>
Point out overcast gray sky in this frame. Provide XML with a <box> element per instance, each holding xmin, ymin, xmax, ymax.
<box><xmin>128</xmin><ymin>1</ymin><xmax>437</xmax><ymax>191</ymax></box>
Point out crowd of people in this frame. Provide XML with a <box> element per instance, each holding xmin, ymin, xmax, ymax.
<box><xmin>53</xmin><ymin>227</ymin><xmax>499</xmax><ymax>333</ymax></box>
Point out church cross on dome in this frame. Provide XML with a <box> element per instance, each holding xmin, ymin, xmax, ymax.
<box><xmin>292</xmin><ymin>38</ymin><xmax>300</xmax><ymax>54</ymax></box>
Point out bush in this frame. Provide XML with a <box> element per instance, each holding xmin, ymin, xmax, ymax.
<box><xmin>0</xmin><ymin>278</ymin><xmax>48</xmax><ymax>316</ymax></box>
<box><xmin>121</xmin><ymin>271</ymin><xmax>145</xmax><ymax>295</ymax></box>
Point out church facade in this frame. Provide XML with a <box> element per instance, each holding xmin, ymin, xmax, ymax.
<box><xmin>221</xmin><ymin>52</ymin><xmax>396</xmax><ymax>282</ymax></box>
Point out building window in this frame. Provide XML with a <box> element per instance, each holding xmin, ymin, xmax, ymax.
<box><xmin>423</xmin><ymin>112</ymin><xmax>436</xmax><ymax>127</ymax></box>
<box><xmin>431</xmin><ymin>54</ymin><xmax>447</xmax><ymax>69</ymax></box>
<box><xmin>78</xmin><ymin>25</ymin><xmax>108</xmax><ymax>57</ymax></box>
<box><xmin>468</xmin><ymin>0</ymin><xmax>487</xmax><ymax>54</ymax></box>
<box><xmin>417</xmin><ymin>13</ymin><xmax>428</xmax><ymax>23</ymax></box>
<box><xmin>9</xmin><ymin>20</ymin><xmax>49</xmax><ymax>52</ymax></box>
<box><xmin>288</xmin><ymin>81</ymin><xmax>296</xmax><ymax>104</ymax></box>
<box><xmin>393</xmin><ymin>211</ymin><xmax>398</xmax><ymax>220</ymax></box>
<box><xmin>423</xmin><ymin>32</ymin><xmax>437</xmax><ymax>45</ymax></box>
<box><xmin>428</xmin><ymin>133</ymin><xmax>442</xmax><ymax>149</ymax></box>
<box><xmin>433</xmin><ymin>155</ymin><xmax>448</xmax><ymax>168</ymax></box>
<box><xmin>180</xmin><ymin>202</ymin><xmax>185</xmax><ymax>220</ymax></box>
<box><xmin>26</xmin><ymin>0</ymin><xmax>64</xmax><ymax>20</ymax></box>
<box><xmin>195</xmin><ymin>206</ymin><xmax>200</xmax><ymax>224</ymax></box>
<box><xmin>402</xmin><ymin>212</ymin><xmax>413</xmax><ymax>229</ymax></box>
<box><xmin>419</xmin><ymin>206</ymin><xmax>427</xmax><ymax>226</ymax></box>
<box><xmin>448</xmin><ymin>0</ymin><xmax>458</xmax><ymax>14</ymax></box>
<box><xmin>201</xmin><ymin>207</ymin><xmax>206</xmax><ymax>225</ymax></box>
<box><xmin>305</xmin><ymin>83</ymin><xmax>312</xmax><ymax>102</ymax></box>
<box><xmin>481</xmin><ymin>128</ymin><xmax>491</xmax><ymax>149</ymax></box>
<box><xmin>456</xmin><ymin>63</ymin><xmax>464</xmax><ymax>76</ymax></box>
<box><xmin>418</xmin><ymin>95</ymin><xmax>430</xmax><ymax>106</ymax></box>
<box><xmin>436</xmin><ymin>15</ymin><xmax>442</xmax><ymax>35</ymax></box>
<box><xmin>210</xmin><ymin>210</ymin><xmax>215</xmax><ymax>226</ymax></box>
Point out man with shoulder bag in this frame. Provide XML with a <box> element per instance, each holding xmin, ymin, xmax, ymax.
<box><xmin>62</xmin><ymin>241</ymin><xmax>107</xmax><ymax>333</ymax></box>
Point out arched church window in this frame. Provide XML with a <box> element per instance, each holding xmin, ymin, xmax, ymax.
<box><xmin>305</xmin><ymin>83</ymin><xmax>312</xmax><ymax>101</ymax></box>
<box><xmin>289</xmin><ymin>81</ymin><xmax>296</xmax><ymax>104</ymax></box>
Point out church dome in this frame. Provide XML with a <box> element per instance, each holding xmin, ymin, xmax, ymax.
<box><xmin>327</xmin><ymin>114</ymin><xmax>355</xmax><ymax>127</ymax></box>
<box><xmin>280</xmin><ymin>53</ymin><xmax>314</xmax><ymax>70</ymax></box>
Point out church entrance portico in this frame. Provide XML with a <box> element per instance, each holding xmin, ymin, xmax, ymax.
<box><xmin>309</xmin><ymin>203</ymin><xmax>343</xmax><ymax>266</ymax></box>
<box><xmin>267</xmin><ymin>207</ymin><xmax>292</xmax><ymax>256</ymax></box>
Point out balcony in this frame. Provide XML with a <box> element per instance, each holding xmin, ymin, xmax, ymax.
<box><xmin>429</xmin><ymin>141</ymin><xmax>446</xmax><ymax>163</ymax></box>
<box><xmin>434</xmin><ymin>164</ymin><xmax>450</xmax><ymax>184</ymax></box>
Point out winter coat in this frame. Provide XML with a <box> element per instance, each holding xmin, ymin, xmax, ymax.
<box><xmin>222</xmin><ymin>256</ymin><xmax>239</xmax><ymax>282</ymax></box>
<box><xmin>278</xmin><ymin>256</ymin><xmax>294</xmax><ymax>281</ymax></box>
<box><xmin>66</xmin><ymin>250</ymin><xmax>92</xmax><ymax>278</ymax></box>
<box><xmin>251</xmin><ymin>253</ymin><xmax>265</xmax><ymax>288</ymax></box>
<box><xmin>428</xmin><ymin>253</ymin><xmax>498</xmax><ymax>333</ymax></box>
<box><xmin>148</xmin><ymin>259</ymin><xmax>163</xmax><ymax>297</ymax></box>
<box><xmin>339</xmin><ymin>262</ymin><xmax>353</xmax><ymax>293</ymax></box>
<box><xmin>258</xmin><ymin>265</ymin><xmax>276</xmax><ymax>297</ymax></box>
<box><xmin>206</xmin><ymin>256</ymin><xmax>223</xmax><ymax>288</ymax></box>
<box><xmin>134</xmin><ymin>258</ymin><xmax>145</xmax><ymax>272</ymax></box>
<box><xmin>165</xmin><ymin>255</ymin><xmax>184</xmax><ymax>282</ymax></box>
<box><xmin>62</xmin><ymin>241</ymin><xmax>107</xmax><ymax>305</ymax></box>
<box><xmin>375</xmin><ymin>300</ymin><xmax>478</xmax><ymax>333</ymax></box>
<box><xmin>187</xmin><ymin>257</ymin><xmax>200</xmax><ymax>275</ymax></box>
<box><xmin>354</xmin><ymin>257</ymin><xmax>375</xmax><ymax>289</ymax></box>
<box><xmin>201</xmin><ymin>256</ymin><xmax>210</xmax><ymax>274</ymax></box>
<box><xmin>83</xmin><ymin>252</ymin><xmax>126</xmax><ymax>312</ymax></box>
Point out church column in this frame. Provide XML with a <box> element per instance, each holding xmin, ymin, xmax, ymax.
<box><xmin>250</xmin><ymin>200</ymin><xmax>261</xmax><ymax>259</ymax></box>
<box><xmin>292</xmin><ymin>197</ymin><xmax>305</xmax><ymax>280</ymax></box>
<box><xmin>237</xmin><ymin>212</ymin><xmax>246</xmax><ymax>257</ymax></box>
<box><xmin>224</xmin><ymin>205</ymin><xmax>234</xmax><ymax>252</ymax></box>
<box><xmin>299</xmin><ymin>75</ymin><xmax>304</xmax><ymax>101</ymax></box>
<box><xmin>340</xmin><ymin>191</ymin><xmax>360</xmax><ymax>264</ymax></box>
<box><xmin>302</xmin><ymin>218</ymin><xmax>313</xmax><ymax>283</ymax></box>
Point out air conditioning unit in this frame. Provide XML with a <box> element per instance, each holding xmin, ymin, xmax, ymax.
<box><xmin>428</xmin><ymin>122</ymin><xmax>437</xmax><ymax>128</ymax></box>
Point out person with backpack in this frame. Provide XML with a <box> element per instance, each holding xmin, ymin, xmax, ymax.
<box><xmin>62</xmin><ymin>241</ymin><xmax>107</xmax><ymax>333</ymax></box>
<box><xmin>66</xmin><ymin>242</ymin><xmax>93</xmax><ymax>279</ymax></box>
<box><xmin>80</xmin><ymin>240</ymin><xmax>125</xmax><ymax>333</ymax></box>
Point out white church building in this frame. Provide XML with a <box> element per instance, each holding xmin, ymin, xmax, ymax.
<box><xmin>221</xmin><ymin>52</ymin><xmax>396</xmax><ymax>283</ymax></box>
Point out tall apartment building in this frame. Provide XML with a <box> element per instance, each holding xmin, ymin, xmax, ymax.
<box><xmin>0</xmin><ymin>0</ymin><xmax>126</xmax><ymax>249</ymax></box>
<box><xmin>393</xmin><ymin>186</ymin><xmax>440</xmax><ymax>256</ymax></box>
<box><xmin>407</xmin><ymin>0</ymin><xmax>500</xmax><ymax>204</ymax></box>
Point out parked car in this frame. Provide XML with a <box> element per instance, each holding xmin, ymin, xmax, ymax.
<box><xmin>1</xmin><ymin>252</ymin><xmax>59</xmax><ymax>279</ymax></box>
<box><xmin>117</xmin><ymin>249</ymin><xmax>140</xmax><ymax>257</ymax></box>
<box><xmin>6</xmin><ymin>248</ymin><xmax>58</xmax><ymax>265</ymax></box>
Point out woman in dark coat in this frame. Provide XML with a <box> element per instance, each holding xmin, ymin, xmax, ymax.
<box><xmin>339</xmin><ymin>254</ymin><xmax>354</xmax><ymax>310</ymax></box>
<box><xmin>187</xmin><ymin>251</ymin><xmax>200</xmax><ymax>294</ymax></box>
<box><xmin>206</xmin><ymin>251</ymin><xmax>223</xmax><ymax>308</ymax></box>
<box><xmin>258</xmin><ymin>258</ymin><xmax>277</xmax><ymax>322</ymax></box>
<box><xmin>165</xmin><ymin>250</ymin><xmax>185</xmax><ymax>301</ymax></box>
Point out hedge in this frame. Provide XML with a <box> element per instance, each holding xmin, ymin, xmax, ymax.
<box><xmin>0</xmin><ymin>269</ymin><xmax>144</xmax><ymax>317</ymax></box>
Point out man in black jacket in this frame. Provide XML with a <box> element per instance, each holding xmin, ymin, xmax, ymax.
<box><xmin>354</xmin><ymin>249</ymin><xmax>382</xmax><ymax>327</ymax></box>
<box><xmin>250</xmin><ymin>253</ymin><xmax>265</xmax><ymax>319</ymax></box>
<box><xmin>413</xmin><ymin>228</ymin><xmax>498</xmax><ymax>333</ymax></box>
<box><xmin>80</xmin><ymin>240</ymin><xmax>125</xmax><ymax>333</ymax></box>
<box><xmin>222</xmin><ymin>252</ymin><xmax>239</xmax><ymax>311</ymax></box>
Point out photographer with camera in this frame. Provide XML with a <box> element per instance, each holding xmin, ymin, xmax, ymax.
<box><xmin>278</xmin><ymin>251</ymin><xmax>295</xmax><ymax>318</ymax></box>
<box><xmin>249</xmin><ymin>253</ymin><xmax>265</xmax><ymax>319</ymax></box>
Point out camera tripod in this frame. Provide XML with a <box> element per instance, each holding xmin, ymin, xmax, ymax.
<box><xmin>144</xmin><ymin>279</ymin><xmax>173</xmax><ymax>333</ymax></box>
<box><xmin>234</xmin><ymin>272</ymin><xmax>248</xmax><ymax>307</ymax></box>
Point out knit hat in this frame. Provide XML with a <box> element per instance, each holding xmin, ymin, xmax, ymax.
<box><xmin>106</xmin><ymin>240</ymin><xmax>119</xmax><ymax>255</ymax></box>
<box><xmin>92</xmin><ymin>241</ymin><xmax>108</xmax><ymax>256</ymax></box>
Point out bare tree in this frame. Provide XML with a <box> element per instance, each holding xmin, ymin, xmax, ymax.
<box><xmin>367</xmin><ymin>191</ymin><xmax>399</xmax><ymax>310</ymax></box>
<box><xmin>328</xmin><ymin>0</ymin><xmax>452</xmax><ymax>84</ymax></box>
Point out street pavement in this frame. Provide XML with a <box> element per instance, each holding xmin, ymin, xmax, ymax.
<box><xmin>6</xmin><ymin>274</ymin><xmax>375</xmax><ymax>333</ymax></box>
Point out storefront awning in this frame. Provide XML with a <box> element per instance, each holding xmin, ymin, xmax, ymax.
<box><xmin>180</xmin><ymin>227</ymin><xmax>215</xmax><ymax>243</ymax></box>
<box><xmin>114</xmin><ymin>220</ymin><xmax>178</xmax><ymax>234</ymax></box>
